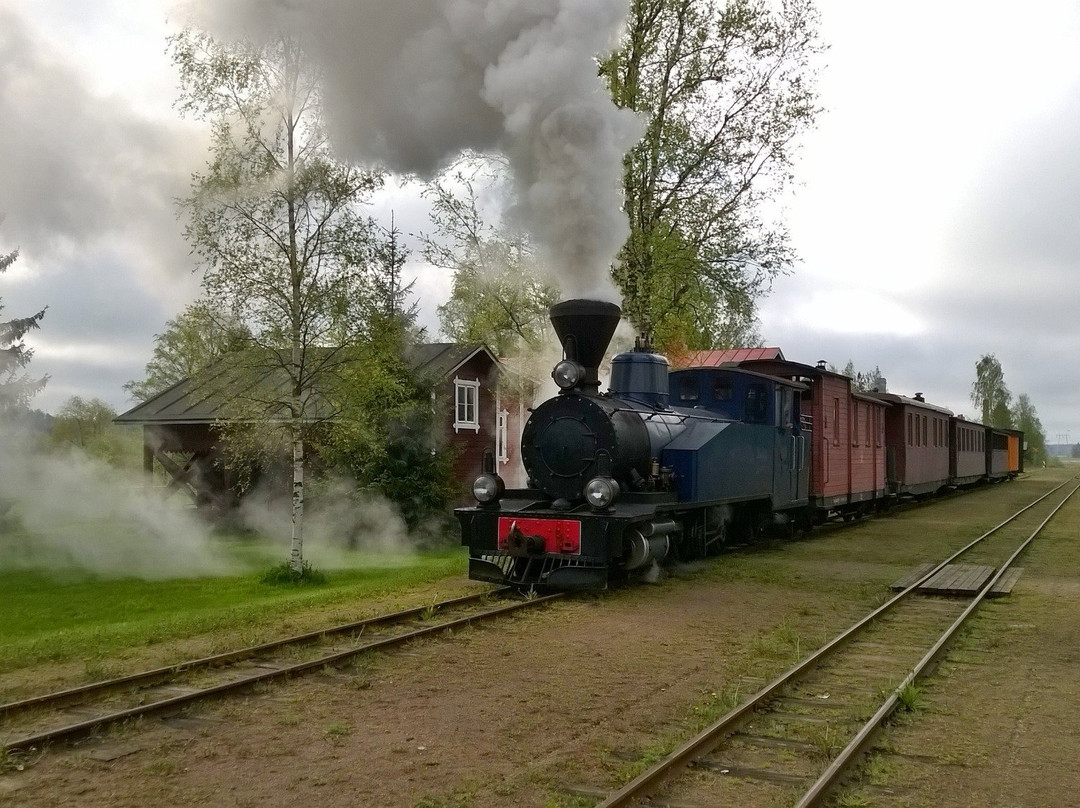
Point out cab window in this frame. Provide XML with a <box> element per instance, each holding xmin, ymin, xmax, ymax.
<box><xmin>746</xmin><ymin>384</ymin><xmax>769</xmax><ymax>424</ymax></box>
<box><xmin>678</xmin><ymin>374</ymin><xmax>699</xmax><ymax>402</ymax></box>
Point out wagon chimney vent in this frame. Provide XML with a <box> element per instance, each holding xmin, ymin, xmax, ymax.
<box><xmin>914</xmin><ymin>392</ymin><xmax>925</xmax><ymax>402</ymax></box>
<box><xmin>816</xmin><ymin>359</ymin><xmax>827</xmax><ymax>369</ymax></box>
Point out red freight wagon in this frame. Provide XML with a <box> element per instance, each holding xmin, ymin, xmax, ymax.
<box><xmin>950</xmin><ymin>417</ymin><xmax>987</xmax><ymax>486</ymax></box>
<box><xmin>865</xmin><ymin>391</ymin><xmax>952</xmax><ymax>497</ymax></box>
<box><xmin>738</xmin><ymin>359</ymin><xmax>888</xmax><ymax>520</ymax></box>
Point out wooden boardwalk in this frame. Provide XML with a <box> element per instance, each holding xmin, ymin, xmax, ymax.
<box><xmin>891</xmin><ymin>563</ymin><xmax>1023</xmax><ymax>597</ymax></box>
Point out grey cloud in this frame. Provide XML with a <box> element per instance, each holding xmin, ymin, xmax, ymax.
<box><xmin>195</xmin><ymin>0</ymin><xmax>642</xmax><ymax>300</ymax></box>
<box><xmin>0</xmin><ymin>8</ymin><xmax>203</xmax><ymax>296</ymax></box>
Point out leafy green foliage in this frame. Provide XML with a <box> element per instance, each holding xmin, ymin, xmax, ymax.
<box><xmin>601</xmin><ymin>0</ymin><xmax>823</xmax><ymax>351</ymax></box>
<box><xmin>1011</xmin><ymin>393</ymin><xmax>1047</xmax><ymax>466</ymax></box>
<box><xmin>50</xmin><ymin>396</ymin><xmax>141</xmax><ymax>466</ymax></box>
<box><xmin>971</xmin><ymin>354</ymin><xmax>1013</xmax><ymax>428</ymax></box>
<box><xmin>425</xmin><ymin>161</ymin><xmax>559</xmax><ymax>357</ymax></box>
<box><xmin>259</xmin><ymin>559</ymin><xmax>329</xmax><ymax>586</ymax></box>
<box><xmin>841</xmin><ymin>360</ymin><xmax>886</xmax><ymax>392</ymax></box>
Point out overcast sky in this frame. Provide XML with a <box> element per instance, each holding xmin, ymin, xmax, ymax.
<box><xmin>3</xmin><ymin>0</ymin><xmax>1079</xmax><ymax>443</ymax></box>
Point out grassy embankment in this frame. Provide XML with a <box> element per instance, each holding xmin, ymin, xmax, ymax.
<box><xmin>0</xmin><ymin>539</ymin><xmax>468</xmax><ymax>675</ymax></box>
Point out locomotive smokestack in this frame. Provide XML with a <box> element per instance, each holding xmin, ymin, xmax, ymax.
<box><xmin>549</xmin><ymin>298</ymin><xmax>622</xmax><ymax>390</ymax></box>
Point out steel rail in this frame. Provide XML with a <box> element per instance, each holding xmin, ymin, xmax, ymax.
<box><xmin>2</xmin><ymin>591</ymin><xmax>560</xmax><ymax>755</ymax></box>
<box><xmin>793</xmin><ymin>477</ymin><xmax>1080</xmax><ymax>807</ymax></box>
<box><xmin>597</xmin><ymin>476</ymin><xmax>1078</xmax><ymax>807</ymax></box>
<box><xmin>0</xmin><ymin>588</ymin><xmax>509</xmax><ymax>720</ymax></box>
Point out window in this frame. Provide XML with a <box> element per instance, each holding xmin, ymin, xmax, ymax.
<box><xmin>713</xmin><ymin>380</ymin><xmax>734</xmax><ymax>401</ymax></box>
<box><xmin>454</xmin><ymin>378</ymin><xmax>480</xmax><ymax>433</ymax></box>
<box><xmin>852</xmin><ymin>404</ymin><xmax>860</xmax><ymax>447</ymax></box>
<box><xmin>679</xmin><ymin>375</ymin><xmax>699</xmax><ymax>402</ymax></box>
<box><xmin>922</xmin><ymin>415</ymin><xmax>928</xmax><ymax>448</ymax></box>
<box><xmin>833</xmin><ymin>398</ymin><xmax>841</xmax><ymax>445</ymax></box>
<box><xmin>779</xmin><ymin>388</ymin><xmax>794</xmax><ymax>429</ymax></box>
<box><xmin>907</xmin><ymin>413</ymin><xmax>913</xmax><ymax>446</ymax></box>
<box><xmin>496</xmin><ymin>409</ymin><xmax>509</xmax><ymax>462</ymax></box>
<box><xmin>746</xmin><ymin>384</ymin><xmax>769</xmax><ymax>423</ymax></box>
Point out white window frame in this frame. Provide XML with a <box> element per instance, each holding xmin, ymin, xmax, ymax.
<box><xmin>454</xmin><ymin>377</ymin><xmax>480</xmax><ymax>433</ymax></box>
<box><xmin>496</xmin><ymin>408</ymin><xmax>510</xmax><ymax>462</ymax></box>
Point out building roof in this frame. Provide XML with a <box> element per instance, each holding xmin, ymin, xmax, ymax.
<box><xmin>862</xmin><ymin>391</ymin><xmax>954</xmax><ymax>416</ymax></box>
<box><xmin>674</xmin><ymin>347</ymin><xmax>784</xmax><ymax>368</ymax></box>
<box><xmin>116</xmin><ymin>343</ymin><xmax>497</xmax><ymax>426</ymax></box>
<box><xmin>407</xmin><ymin>343</ymin><xmax>497</xmax><ymax>380</ymax></box>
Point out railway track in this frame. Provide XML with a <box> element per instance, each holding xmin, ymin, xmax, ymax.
<box><xmin>0</xmin><ymin>587</ymin><xmax>562</xmax><ymax>760</ymax></box>
<box><xmin>592</xmin><ymin>476</ymin><xmax>1080</xmax><ymax>807</ymax></box>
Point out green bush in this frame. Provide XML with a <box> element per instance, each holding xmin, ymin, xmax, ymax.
<box><xmin>259</xmin><ymin>560</ymin><xmax>329</xmax><ymax>586</ymax></box>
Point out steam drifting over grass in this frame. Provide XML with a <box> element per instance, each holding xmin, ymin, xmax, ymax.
<box><xmin>0</xmin><ymin>426</ymin><xmax>236</xmax><ymax>579</ymax></box>
<box><xmin>236</xmin><ymin>478</ymin><xmax>424</xmax><ymax>569</ymax></box>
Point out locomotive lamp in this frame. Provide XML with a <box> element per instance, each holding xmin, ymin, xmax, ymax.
<box><xmin>472</xmin><ymin>472</ymin><xmax>504</xmax><ymax>504</ymax></box>
<box><xmin>472</xmin><ymin>448</ymin><xmax>504</xmax><ymax>505</ymax></box>
<box><xmin>585</xmin><ymin>450</ymin><xmax>620</xmax><ymax>510</ymax></box>
<box><xmin>584</xmin><ymin>476</ymin><xmax>620</xmax><ymax>510</ymax></box>
<box><xmin>552</xmin><ymin>359</ymin><xmax>585</xmax><ymax>390</ymax></box>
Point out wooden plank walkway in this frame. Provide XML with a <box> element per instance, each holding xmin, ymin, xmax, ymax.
<box><xmin>891</xmin><ymin>563</ymin><xmax>1023</xmax><ymax>597</ymax></box>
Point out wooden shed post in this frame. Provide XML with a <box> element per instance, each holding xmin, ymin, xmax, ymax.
<box><xmin>143</xmin><ymin>426</ymin><xmax>155</xmax><ymax>490</ymax></box>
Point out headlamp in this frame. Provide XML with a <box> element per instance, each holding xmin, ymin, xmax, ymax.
<box><xmin>552</xmin><ymin>360</ymin><xmax>585</xmax><ymax>390</ymax></box>
<box><xmin>584</xmin><ymin>476</ymin><xmax>620</xmax><ymax>509</ymax></box>
<box><xmin>472</xmin><ymin>473</ymin><xmax>504</xmax><ymax>504</ymax></box>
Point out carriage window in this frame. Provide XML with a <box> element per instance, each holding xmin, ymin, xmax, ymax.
<box><xmin>907</xmin><ymin>413</ymin><xmax>913</xmax><ymax>446</ymax></box>
<box><xmin>746</xmin><ymin>384</ymin><xmax>769</xmax><ymax>423</ymax></box>
<box><xmin>713</xmin><ymin>379</ymin><xmax>734</xmax><ymax>401</ymax></box>
<box><xmin>678</xmin><ymin>375</ymin><xmax>699</xmax><ymax>402</ymax></box>
<box><xmin>833</xmin><ymin>398</ymin><xmax>841</xmax><ymax>445</ymax></box>
<box><xmin>865</xmin><ymin>405</ymin><xmax>872</xmax><ymax>446</ymax></box>
<box><xmin>922</xmin><ymin>415</ymin><xmax>928</xmax><ymax>447</ymax></box>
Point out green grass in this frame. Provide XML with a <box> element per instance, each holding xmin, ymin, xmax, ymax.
<box><xmin>0</xmin><ymin>544</ymin><xmax>466</xmax><ymax>673</ymax></box>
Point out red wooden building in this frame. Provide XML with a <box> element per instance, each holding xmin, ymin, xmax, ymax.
<box><xmin>115</xmin><ymin>343</ymin><xmax>527</xmax><ymax>508</ymax></box>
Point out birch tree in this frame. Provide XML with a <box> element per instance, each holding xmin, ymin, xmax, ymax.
<box><xmin>601</xmin><ymin>0</ymin><xmax>823</xmax><ymax>351</ymax></box>
<box><xmin>971</xmin><ymin>354</ymin><xmax>1013</xmax><ymax>428</ymax></box>
<box><xmin>171</xmin><ymin>30</ymin><xmax>382</xmax><ymax>575</ymax></box>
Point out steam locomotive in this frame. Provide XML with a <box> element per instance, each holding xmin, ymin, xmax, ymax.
<box><xmin>454</xmin><ymin>298</ymin><xmax>1023</xmax><ymax>591</ymax></box>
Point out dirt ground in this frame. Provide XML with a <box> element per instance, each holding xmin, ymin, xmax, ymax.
<box><xmin>3</xmin><ymin>468</ymin><xmax>1079</xmax><ymax>807</ymax></box>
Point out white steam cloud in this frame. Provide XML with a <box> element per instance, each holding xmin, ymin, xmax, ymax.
<box><xmin>0</xmin><ymin>428</ymin><xmax>236</xmax><ymax>579</ymax></box>
<box><xmin>237</xmin><ymin>479</ymin><xmax>418</xmax><ymax>567</ymax></box>
<box><xmin>192</xmin><ymin>0</ymin><xmax>643</xmax><ymax>301</ymax></box>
